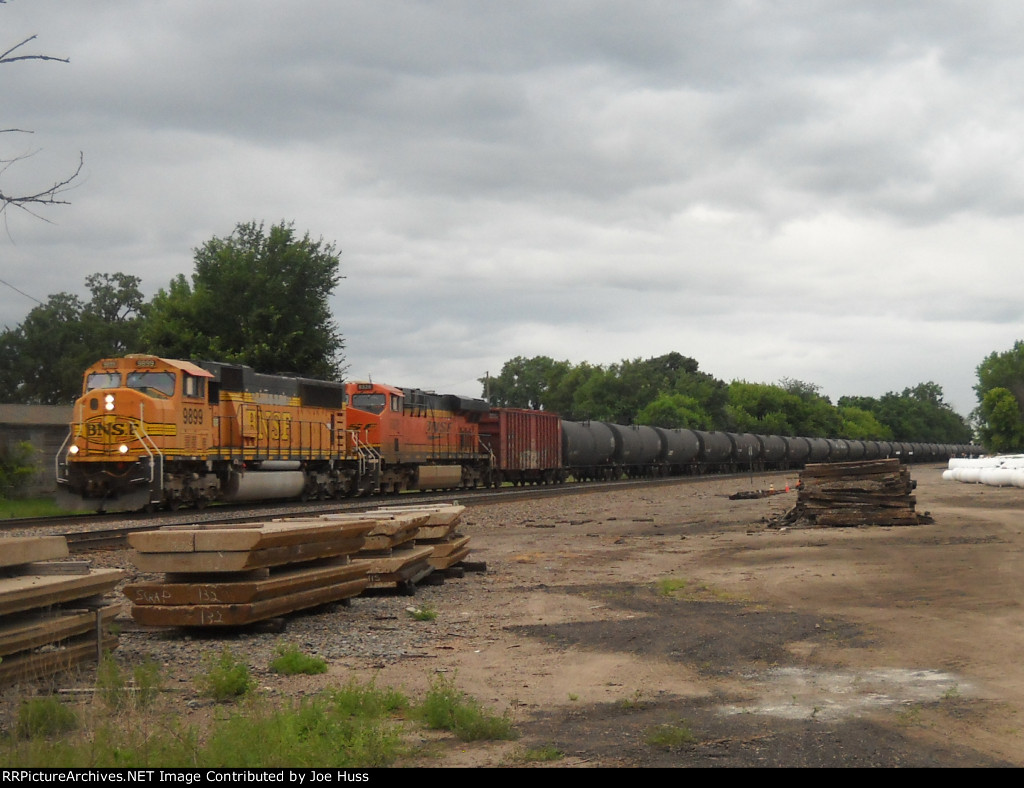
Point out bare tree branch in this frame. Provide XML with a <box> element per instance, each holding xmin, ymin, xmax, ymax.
<box><xmin>0</xmin><ymin>151</ymin><xmax>83</xmax><ymax>219</ymax></box>
<box><xmin>1</xmin><ymin>35</ymin><xmax>69</xmax><ymax>65</ymax></box>
<box><xmin>1</xmin><ymin>23</ymin><xmax>81</xmax><ymax>221</ymax></box>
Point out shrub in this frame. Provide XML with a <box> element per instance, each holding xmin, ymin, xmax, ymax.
<box><xmin>0</xmin><ymin>441</ymin><xmax>37</xmax><ymax>500</ymax></box>
<box><xmin>270</xmin><ymin>644</ymin><xmax>327</xmax><ymax>676</ymax></box>
<box><xmin>416</xmin><ymin>674</ymin><xmax>517</xmax><ymax>742</ymax></box>
<box><xmin>196</xmin><ymin>647</ymin><xmax>256</xmax><ymax>701</ymax></box>
<box><xmin>15</xmin><ymin>697</ymin><xmax>78</xmax><ymax>739</ymax></box>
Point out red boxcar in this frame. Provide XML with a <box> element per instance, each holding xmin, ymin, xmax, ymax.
<box><xmin>478</xmin><ymin>408</ymin><xmax>563</xmax><ymax>485</ymax></box>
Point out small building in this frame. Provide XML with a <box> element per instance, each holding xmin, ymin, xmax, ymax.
<box><xmin>0</xmin><ymin>404</ymin><xmax>72</xmax><ymax>496</ymax></box>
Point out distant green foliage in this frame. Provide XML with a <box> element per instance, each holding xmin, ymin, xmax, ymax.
<box><xmin>142</xmin><ymin>221</ymin><xmax>345</xmax><ymax>380</ymax></box>
<box><xmin>270</xmin><ymin>644</ymin><xmax>328</xmax><ymax>676</ymax></box>
<box><xmin>0</xmin><ymin>273</ymin><xmax>145</xmax><ymax>404</ymax></box>
<box><xmin>0</xmin><ymin>441</ymin><xmax>37</xmax><ymax>499</ymax></box>
<box><xmin>840</xmin><ymin>382</ymin><xmax>972</xmax><ymax>444</ymax></box>
<box><xmin>974</xmin><ymin>341</ymin><xmax>1024</xmax><ymax>452</ymax></box>
<box><xmin>484</xmin><ymin>352</ymin><xmax>969</xmax><ymax>442</ymax></box>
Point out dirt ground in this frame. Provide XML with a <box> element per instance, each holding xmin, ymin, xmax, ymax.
<box><xmin>12</xmin><ymin>464</ymin><xmax>1024</xmax><ymax>767</ymax></box>
<box><xmin>358</xmin><ymin>465</ymin><xmax>1024</xmax><ymax>767</ymax></box>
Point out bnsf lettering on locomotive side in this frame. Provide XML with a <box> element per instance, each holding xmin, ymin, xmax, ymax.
<box><xmin>85</xmin><ymin>421</ymin><xmax>132</xmax><ymax>438</ymax></box>
<box><xmin>426</xmin><ymin>420</ymin><xmax>452</xmax><ymax>435</ymax></box>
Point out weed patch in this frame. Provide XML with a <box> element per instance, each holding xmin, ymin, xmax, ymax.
<box><xmin>416</xmin><ymin>674</ymin><xmax>518</xmax><ymax>742</ymax></box>
<box><xmin>270</xmin><ymin>644</ymin><xmax>327</xmax><ymax>676</ymax></box>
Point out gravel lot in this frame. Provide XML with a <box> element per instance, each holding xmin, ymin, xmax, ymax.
<box><xmin>4</xmin><ymin>467</ymin><xmax>1023</xmax><ymax>767</ymax></box>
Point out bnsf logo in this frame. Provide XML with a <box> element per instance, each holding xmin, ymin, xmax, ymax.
<box><xmin>84</xmin><ymin>418</ymin><xmax>135</xmax><ymax>442</ymax></box>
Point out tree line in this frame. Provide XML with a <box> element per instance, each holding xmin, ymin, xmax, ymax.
<box><xmin>5</xmin><ymin>216</ymin><xmax>1024</xmax><ymax>451</ymax></box>
<box><xmin>0</xmin><ymin>221</ymin><xmax>345</xmax><ymax>404</ymax></box>
<box><xmin>481</xmin><ymin>352</ymin><xmax>976</xmax><ymax>444</ymax></box>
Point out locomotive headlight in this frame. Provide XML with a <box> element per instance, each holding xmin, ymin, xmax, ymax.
<box><xmin>68</xmin><ymin>445</ymin><xmax>79</xmax><ymax>455</ymax></box>
<box><xmin>118</xmin><ymin>444</ymin><xmax>129</xmax><ymax>454</ymax></box>
<box><xmin>104</xmin><ymin>394</ymin><xmax>115</xmax><ymax>412</ymax></box>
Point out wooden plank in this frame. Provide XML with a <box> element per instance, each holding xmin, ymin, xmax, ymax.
<box><xmin>0</xmin><ymin>536</ymin><xmax>69</xmax><ymax>568</ymax></box>
<box><xmin>130</xmin><ymin>535</ymin><xmax>367</xmax><ymax>574</ymax></box>
<box><xmin>129</xmin><ymin>520</ymin><xmax>377</xmax><ymax>553</ymax></box>
<box><xmin>0</xmin><ymin>568</ymin><xmax>124</xmax><ymax>616</ymax></box>
<box><xmin>11</xmin><ymin>561</ymin><xmax>92</xmax><ymax>576</ymax></box>
<box><xmin>414</xmin><ymin>524</ymin><xmax>459</xmax><ymax>541</ymax></box>
<box><xmin>0</xmin><ymin>633</ymin><xmax>118</xmax><ymax>686</ymax></box>
<box><xmin>124</xmin><ymin>561</ymin><xmax>367</xmax><ymax>606</ymax></box>
<box><xmin>353</xmin><ymin>545</ymin><xmax>434</xmax><ymax>576</ymax></box>
<box><xmin>424</xmin><ymin>535</ymin><xmax>471</xmax><ymax>559</ymax></box>
<box><xmin>0</xmin><ymin>603</ymin><xmax>121</xmax><ymax>657</ymax></box>
<box><xmin>363</xmin><ymin>559</ymin><xmax>434</xmax><ymax>588</ymax></box>
<box><xmin>128</xmin><ymin>578</ymin><xmax>369</xmax><ymax>627</ymax></box>
<box><xmin>429</xmin><ymin>545</ymin><xmax>472</xmax><ymax>571</ymax></box>
<box><xmin>369</xmin><ymin>505</ymin><xmax>465</xmax><ymax>526</ymax></box>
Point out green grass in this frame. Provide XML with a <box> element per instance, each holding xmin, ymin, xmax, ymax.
<box><xmin>406</xmin><ymin>604</ymin><xmax>438</xmax><ymax>621</ymax></box>
<box><xmin>518</xmin><ymin>744</ymin><xmax>564</xmax><ymax>762</ymax></box>
<box><xmin>0</xmin><ymin>672</ymin><xmax>523</xmax><ymax>767</ymax></box>
<box><xmin>195</xmin><ymin>647</ymin><xmax>256</xmax><ymax>701</ymax></box>
<box><xmin>15</xmin><ymin>697</ymin><xmax>79</xmax><ymax>739</ymax></box>
<box><xmin>646</xmin><ymin>722</ymin><xmax>697</xmax><ymax>749</ymax></box>
<box><xmin>269</xmin><ymin>643</ymin><xmax>328</xmax><ymax>676</ymax></box>
<box><xmin>1</xmin><ymin>681</ymin><xmax>412</xmax><ymax>768</ymax></box>
<box><xmin>416</xmin><ymin>674</ymin><xmax>518</xmax><ymax>742</ymax></box>
<box><xmin>0</xmin><ymin>497</ymin><xmax>74</xmax><ymax>518</ymax></box>
<box><xmin>96</xmin><ymin>653</ymin><xmax>163</xmax><ymax>710</ymax></box>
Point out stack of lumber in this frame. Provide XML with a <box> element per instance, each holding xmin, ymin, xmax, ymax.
<box><xmin>370</xmin><ymin>504</ymin><xmax>472</xmax><ymax>572</ymax></box>
<box><xmin>779</xmin><ymin>459</ymin><xmax>923</xmax><ymax>527</ymax></box>
<box><xmin>124</xmin><ymin>519</ymin><xmax>376</xmax><ymax>627</ymax></box>
<box><xmin>308</xmin><ymin>510</ymin><xmax>436</xmax><ymax>592</ymax></box>
<box><xmin>0</xmin><ymin>536</ymin><xmax>123</xmax><ymax>686</ymax></box>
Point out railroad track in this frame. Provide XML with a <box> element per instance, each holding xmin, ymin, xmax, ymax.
<box><xmin>6</xmin><ymin>470</ymin><xmax>796</xmax><ymax>552</ymax></box>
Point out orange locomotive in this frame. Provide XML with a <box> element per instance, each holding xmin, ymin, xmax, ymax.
<box><xmin>344</xmin><ymin>380</ymin><xmax>492</xmax><ymax>493</ymax></box>
<box><xmin>56</xmin><ymin>355</ymin><xmax>496</xmax><ymax>510</ymax></box>
<box><xmin>57</xmin><ymin>354</ymin><xmax>365</xmax><ymax>510</ymax></box>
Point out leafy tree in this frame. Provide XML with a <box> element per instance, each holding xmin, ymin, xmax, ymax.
<box><xmin>837</xmin><ymin>405</ymin><xmax>893</xmax><ymax>440</ymax></box>
<box><xmin>481</xmin><ymin>356</ymin><xmax>568</xmax><ymax>409</ymax></box>
<box><xmin>0</xmin><ymin>273</ymin><xmax>144</xmax><ymax>403</ymax></box>
<box><xmin>839</xmin><ymin>382</ymin><xmax>971</xmax><ymax>444</ymax></box>
<box><xmin>142</xmin><ymin>221</ymin><xmax>345</xmax><ymax>380</ymax></box>
<box><xmin>974</xmin><ymin>341</ymin><xmax>1024</xmax><ymax>451</ymax></box>
<box><xmin>636</xmin><ymin>393</ymin><xmax>714</xmax><ymax>429</ymax></box>
<box><xmin>976</xmin><ymin>387</ymin><xmax>1024</xmax><ymax>453</ymax></box>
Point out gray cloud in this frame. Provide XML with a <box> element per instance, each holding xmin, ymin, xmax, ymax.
<box><xmin>3</xmin><ymin>0</ymin><xmax>1024</xmax><ymax>416</ymax></box>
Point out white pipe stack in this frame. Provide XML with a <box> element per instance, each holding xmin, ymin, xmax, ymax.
<box><xmin>943</xmin><ymin>455</ymin><xmax>1024</xmax><ymax>487</ymax></box>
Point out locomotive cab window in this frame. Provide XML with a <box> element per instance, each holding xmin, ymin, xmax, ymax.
<box><xmin>391</xmin><ymin>394</ymin><xmax>402</xmax><ymax>412</ymax></box>
<box><xmin>126</xmin><ymin>371</ymin><xmax>176</xmax><ymax>398</ymax></box>
<box><xmin>85</xmin><ymin>372</ymin><xmax>121</xmax><ymax>392</ymax></box>
<box><xmin>351</xmin><ymin>393</ymin><xmax>386</xmax><ymax>414</ymax></box>
<box><xmin>183</xmin><ymin>374</ymin><xmax>205</xmax><ymax>400</ymax></box>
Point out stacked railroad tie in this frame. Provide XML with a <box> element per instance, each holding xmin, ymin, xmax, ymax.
<box><xmin>0</xmin><ymin>536</ymin><xmax>123</xmax><ymax>686</ymax></box>
<box><xmin>370</xmin><ymin>504</ymin><xmax>479</xmax><ymax>576</ymax></box>
<box><xmin>309</xmin><ymin>510</ymin><xmax>435</xmax><ymax>594</ymax></box>
<box><xmin>776</xmin><ymin>458</ymin><xmax>925</xmax><ymax>528</ymax></box>
<box><xmin>123</xmin><ymin>519</ymin><xmax>377</xmax><ymax>627</ymax></box>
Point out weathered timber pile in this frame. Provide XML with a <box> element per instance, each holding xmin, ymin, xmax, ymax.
<box><xmin>124</xmin><ymin>519</ymin><xmax>377</xmax><ymax>627</ymax></box>
<box><xmin>777</xmin><ymin>459</ymin><xmax>925</xmax><ymax>527</ymax></box>
<box><xmin>307</xmin><ymin>510</ymin><xmax>436</xmax><ymax>593</ymax></box>
<box><xmin>0</xmin><ymin>536</ymin><xmax>123</xmax><ymax>685</ymax></box>
<box><xmin>371</xmin><ymin>504</ymin><xmax>473</xmax><ymax>571</ymax></box>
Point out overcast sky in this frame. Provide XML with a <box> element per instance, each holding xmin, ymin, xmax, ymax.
<box><xmin>4</xmin><ymin>1</ymin><xmax>1024</xmax><ymax>417</ymax></box>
